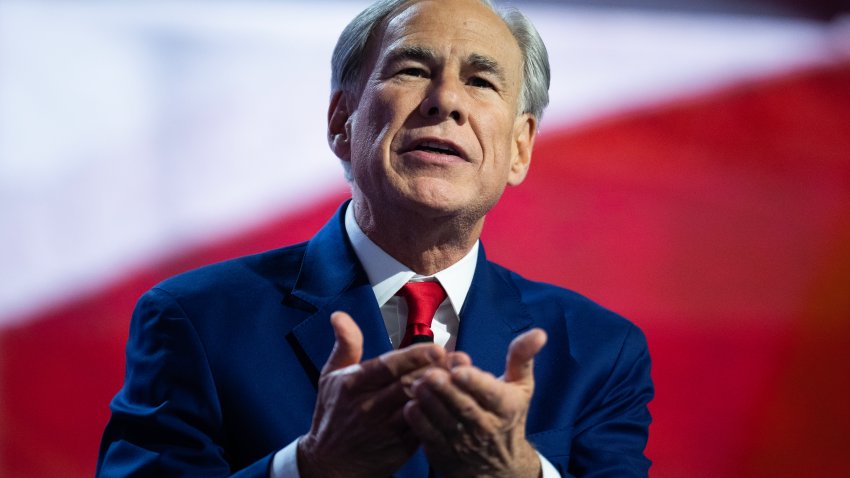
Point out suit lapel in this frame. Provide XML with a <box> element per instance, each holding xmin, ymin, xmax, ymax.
<box><xmin>456</xmin><ymin>247</ymin><xmax>534</xmax><ymax>377</ymax></box>
<box><xmin>280</xmin><ymin>206</ymin><xmax>533</xmax><ymax>478</ymax></box>
<box><xmin>286</xmin><ymin>202</ymin><xmax>393</xmax><ymax>383</ymax></box>
<box><xmin>284</xmin><ymin>203</ymin><xmax>429</xmax><ymax>477</ymax></box>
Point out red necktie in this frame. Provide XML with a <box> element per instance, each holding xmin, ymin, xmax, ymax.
<box><xmin>397</xmin><ymin>281</ymin><xmax>447</xmax><ymax>347</ymax></box>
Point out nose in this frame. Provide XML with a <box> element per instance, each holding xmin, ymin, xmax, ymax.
<box><xmin>419</xmin><ymin>79</ymin><xmax>467</xmax><ymax>124</ymax></box>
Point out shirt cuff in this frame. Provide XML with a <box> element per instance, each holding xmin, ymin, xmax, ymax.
<box><xmin>270</xmin><ymin>437</ymin><xmax>301</xmax><ymax>478</ymax></box>
<box><xmin>539</xmin><ymin>450</ymin><xmax>562</xmax><ymax>478</ymax></box>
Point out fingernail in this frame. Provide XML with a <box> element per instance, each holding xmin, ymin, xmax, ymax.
<box><xmin>402</xmin><ymin>383</ymin><xmax>415</xmax><ymax>398</ymax></box>
<box><xmin>452</xmin><ymin>368</ymin><xmax>468</xmax><ymax>384</ymax></box>
<box><xmin>425</xmin><ymin>368</ymin><xmax>446</xmax><ymax>386</ymax></box>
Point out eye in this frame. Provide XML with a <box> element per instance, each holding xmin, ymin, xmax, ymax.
<box><xmin>468</xmin><ymin>76</ymin><xmax>495</xmax><ymax>89</ymax></box>
<box><xmin>398</xmin><ymin>67</ymin><xmax>427</xmax><ymax>78</ymax></box>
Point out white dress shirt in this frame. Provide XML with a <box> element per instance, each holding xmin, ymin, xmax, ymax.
<box><xmin>272</xmin><ymin>203</ymin><xmax>560</xmax><ymax>477</ymax></box>
<box><xmin>344</xmin><ymin>203</ymin><xmax>477</xmax><ymax>351</ymax></box>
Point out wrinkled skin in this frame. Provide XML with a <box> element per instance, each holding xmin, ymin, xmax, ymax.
<box><xmin>298</xmin><ymin>311</ymin><xmax>547</xmax><ymax>478</ymax></box>
<box><xmin>405</xmin><ymin>329</ymin><xmax>547</xmax><ymax>478</ymax></box>
<box><xmin>298</xmin><ymin>312</ymin><xmax>447</xmax><ymax>478</ymax></box>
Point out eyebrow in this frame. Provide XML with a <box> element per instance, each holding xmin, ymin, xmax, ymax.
<box><xmin>384</xmin><ymin>46</ymin><xmax>508</xmax><ymax>84</ymax></box>
<box><xmin>467</xmin><ymin>53</ymin><xmax>507</xmax><ymax>85</ymax></box>
<box><xmin>384</xmin><ymin>45</ymin><xmax>438</xmax><ymax>65</ymax></box>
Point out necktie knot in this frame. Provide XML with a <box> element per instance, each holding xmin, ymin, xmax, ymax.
<box><xmin>397</xmin><ymin>281</ymin><xmax>447</xmax><ymax>347</ymax></box>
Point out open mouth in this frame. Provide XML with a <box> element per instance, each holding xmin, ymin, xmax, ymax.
<box><xmin>407</xmin><ymin>139</ymin><xmax>466</xmax><ymax>160</ymax></box>
<box><xmin>415</xmin><ymin>141</ymin><xmax>459</xmax><ymax>156</ymax></box>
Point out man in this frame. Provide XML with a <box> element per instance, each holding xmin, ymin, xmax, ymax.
<box><xmin>97</xmin><ymin>0</ymin><xmax>653</xmax><ymax>477</ymax></box>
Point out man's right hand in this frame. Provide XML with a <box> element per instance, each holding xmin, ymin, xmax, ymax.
<box><xmin>297</xmin><ymin>311</ymin><xmax>446</xmax><ymax>478</ymax></box>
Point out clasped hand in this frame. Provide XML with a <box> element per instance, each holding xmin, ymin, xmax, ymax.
<box><xmin>298</xmin><ymin>311</ymin><xmax>547</xmax><ymax>478</ymax></box>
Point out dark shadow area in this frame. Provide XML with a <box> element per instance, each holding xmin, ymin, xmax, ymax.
<box><xmin>528</xmin><ymin>0</ymin><xmax>850</xmax><ymax>20</ymax></box>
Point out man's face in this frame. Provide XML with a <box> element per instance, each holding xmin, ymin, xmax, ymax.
<box><xmin>332</xmin><ymin>0</ymin><xmax>536</xmax><ymax>224</ymax></box>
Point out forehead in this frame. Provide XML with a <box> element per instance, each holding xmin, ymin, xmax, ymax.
<box><xmin>376</xmin><ymin>0</ymin><xmax>522</xmax><ymax>72</ymax></box>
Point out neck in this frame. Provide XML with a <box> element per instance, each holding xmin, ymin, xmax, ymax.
<box><xmin>353</xmin><ymin>198</ymin><xmax>482</xmax><ymax>276</ymax></box>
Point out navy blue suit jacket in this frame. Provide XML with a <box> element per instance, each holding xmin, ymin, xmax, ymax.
<box><xmin>97</xmin><ymin>203</ymin><xmax>653</xmax><ymax>477</ymax></box>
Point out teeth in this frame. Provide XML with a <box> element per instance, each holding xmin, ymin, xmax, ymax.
<box><xmin>418</xmin><ymin>141</ymin><xmax>457</xmax><ymax>154</ymax></box>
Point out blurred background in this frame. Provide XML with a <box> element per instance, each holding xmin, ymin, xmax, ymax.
<box><xmin>1</xmin><ymin>0</ymin><xmax>849</xmax><ymax>476</ymax></box>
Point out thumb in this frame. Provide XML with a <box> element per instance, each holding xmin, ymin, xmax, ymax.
<box><xmin>321</xmin><ymin>311</ymin><xmax>364</xmax><ymax>375</ymax></box>
<box><xmin>504</xmin><ymin>328</ymin><xmax>547</xmax><ymax>384</ymax></box>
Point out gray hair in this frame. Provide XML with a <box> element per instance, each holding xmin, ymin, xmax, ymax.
<box><xmin>331</xmin><ymin>0</ymin><xmax>551</xmax><ymax>122</ymax></box>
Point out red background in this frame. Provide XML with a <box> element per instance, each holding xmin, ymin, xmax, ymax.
<box><xmin>1</xmin><ymin>63</ymin><xmax>848</xmax><ymax>477</ymax></box>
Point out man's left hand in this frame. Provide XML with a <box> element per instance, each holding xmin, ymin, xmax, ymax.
<box><xmin>403</xmin><ymin>328</ymin><xmax>548</xmax><ymax>478</ymax></box>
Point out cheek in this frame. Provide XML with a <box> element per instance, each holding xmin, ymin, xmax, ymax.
<box><xmin>479</xmin><ymin>117</ymin><xmax>517</xmax><ymax>162</ymax></box>
<box><xmin>357</xmin><ymin>94</ymin><xmax>402</xmax><ymax>148</ymax></box>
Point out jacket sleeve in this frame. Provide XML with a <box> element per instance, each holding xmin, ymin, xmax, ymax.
<box><xmin>96</xmin><ymin>287</ymin><xmax>274</xmax><ymax>478</ymax></box>
<box><xmin>567</xmin><ymin>324</ymin><xmax>654</xmax><ymax>478</ymax></box>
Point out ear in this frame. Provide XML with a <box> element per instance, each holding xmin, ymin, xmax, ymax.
<box><xmin>507</xmin><ymin>113</ymin><xmax>536</xmax><ymax>186</ymax></box>
<box><xmin>328</xmin><ymin>90</ymin><xmax>354</xmax><ymax>161</ymax></box>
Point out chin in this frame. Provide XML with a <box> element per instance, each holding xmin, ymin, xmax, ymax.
<box><xmin>405</xmin><ymin>182</ymin><xmax>464</xmax><ymax>210</ymax></box>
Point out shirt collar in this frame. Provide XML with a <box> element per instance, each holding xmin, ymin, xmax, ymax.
<box><xmin>344</xmin><ymin>202</ymin><xmax>478</xmax><ymax>315</ymax></box>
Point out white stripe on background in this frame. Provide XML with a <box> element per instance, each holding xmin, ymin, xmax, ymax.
<box><xmin>1</xmin><ymin>1</ymin><xmax>847</xmax><ymax>325</ymax></box>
